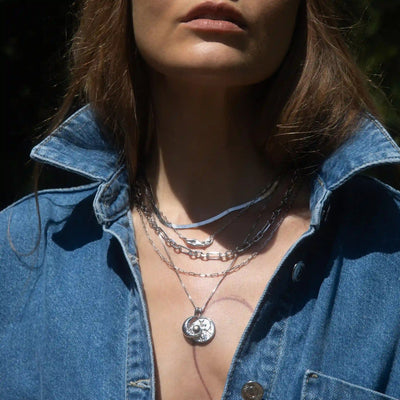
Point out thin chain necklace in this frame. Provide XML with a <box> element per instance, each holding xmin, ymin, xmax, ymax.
<box><xmin>138</xmin><ymin>197</ymin><xmax>286</xmax><ymax>277</ymax></box>
<box><xmin>160</xmin><ymin>240</ymin><xmax>239</xmax><ymax>344</ymax></box>
<box><xmin>142</xmin><ymin>178</ymin><xmax>280</xmax><ymax>249</ymax></box>
<box><xmin>135</xmin><ymin>173</ymin><xmax>299</xmax><ymax>344</ymax></box>
<box><xmin>143</xmin><ymin>177</ymin><xmax>280</xmax><ymax>230</ymax></box>
<box><xmin>138</xmin><ymin>191</ymin><xmax>295</xmax><ymax>344</ymax></box>
<box><xmin>139</xmin><ymin>207</ymin><xmax>256</xmax><ymax>277</ymax></box>
<box><xmin>137</xmin><ymin>174</ymin><xmax>297</xmax><ymax>262</ymax></box>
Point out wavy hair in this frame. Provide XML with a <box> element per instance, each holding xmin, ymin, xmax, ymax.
<box><xmin>50</xmin><ymin>0</ymin><xmax>377</xmax><ymax>187</ymax></box>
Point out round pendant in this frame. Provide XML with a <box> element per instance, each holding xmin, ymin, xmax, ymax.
<box><xmin>182</xmin><ymin>315</ymin><xmax>216</xmax><ymax>344</ymax></box>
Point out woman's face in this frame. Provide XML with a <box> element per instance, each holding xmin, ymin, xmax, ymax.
<box><xmin>132</xmin><ymin>0</ymin><xmax>301</xmax><ymax>87</ymax></box>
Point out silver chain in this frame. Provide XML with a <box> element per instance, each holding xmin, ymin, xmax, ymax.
<box><xmin>137</xmin><ymin>176</ymin><xmax>297</xmax><ymax>278</ymax></box>
<box><xmin>138</xmin><ymin>208</ymin><xmax>257</xmax><ymax>277</ymax></box>
<box><xmin>161</xmin><ymin>240</ymin><xmax>240</xmax><ymax>314</ymax></box>
<box><xmin>142</xmin><ymin>178</ymin><xmax>280</xmax><ymax>249</ymax></box>
<box><xmin>136</xmin><ymin>173</ymin><xmax>297</xmax><ymax>262</ymax></box>
<box><xmin>143</xmin><ymin>177</ymin><xmax>280</xmax><ymax>230</ymax></box>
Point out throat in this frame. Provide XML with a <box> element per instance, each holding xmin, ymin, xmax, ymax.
<box><xmin>145</xmin><ymin>148</ymin><xmax>274</xmax><ymax>227</ymax></box>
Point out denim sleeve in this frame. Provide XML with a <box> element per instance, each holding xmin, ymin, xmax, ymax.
<box><xmin>0</xmin><ymin>185</ymin><xmax>98</xmax><ymax>399</ymax></box>
<box><xmin>0</xmin><ymin>193</ymin><xmax>46</xmax><ymax>398</ymax></box>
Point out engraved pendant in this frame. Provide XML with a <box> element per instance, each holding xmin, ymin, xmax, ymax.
<box><xmin>183</xmin><ymin>237</ymin><xmax>214</xmax><ymax>249</ymax></box>
<box><xmin>182</xmin><ymin>315</ymin><xmax>216</xmax><ymax>344</ymax></box>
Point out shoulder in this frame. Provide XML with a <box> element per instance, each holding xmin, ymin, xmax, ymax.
<box><xmin>311</xmin><ymin>175</ymin><xmax>400</xmax><ymax>351</ymax></box>
<box><xmin>2</xmin><ymin>181</ymin><xmax>100</xmax><ymax>217</ymax></box>
<box><xmin>0</xmin><ymin>182</ymin><xmax>102</xmax><ymax>325</ymax></box>
<box><xmin>332</xmin><ymin>174</ymin><xmax>400</xmax><ymax>235</ymax></box>
<box><xmin>0</xmin><ymin>183</ymin><xmax>100</xmax><ymax>278</ymax></box>
<box><xmin>324</xmin><ymin>174</ymin><xmax>400</xmax><ymax>290</ymax></box>
<box><xmin>1</xmin><ymin>183</ymin><xmax>100</xmax><ymax>254</ymax></box>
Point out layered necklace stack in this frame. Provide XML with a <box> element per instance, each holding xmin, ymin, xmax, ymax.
<box><xmin>135</xmin><ymin>173</ymin><xmax>298</xmax><ymax>345</ymax></box>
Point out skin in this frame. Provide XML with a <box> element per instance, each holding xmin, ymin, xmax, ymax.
<box><xmin>132</xmin><ymin>0</ymin><xmax>301</xmax><ymax>86</ymax></box>
<box><xmin>131</xmin><ymin>0</ymin><xmax>301</xmax><ymax>219</ymax></box>
<box><xmin>130</xmin><ymin>1</ymin><xmax>308</xmax><ymax>399</ymax></box>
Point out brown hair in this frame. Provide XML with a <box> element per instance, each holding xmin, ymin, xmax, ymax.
<box><xmin>51</xmin><ymin>0</ymin><xmax>377</xmax><ymax>186</ymax></box>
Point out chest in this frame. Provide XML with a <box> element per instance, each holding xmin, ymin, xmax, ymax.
<box><xmin>3</xmin><ymin>208</ymin><xmax>400</xmax><ymax>400</ymax></box>
<box><xmin>132</xmin><ymin>210</ymin><xmax>311</xmax><ymax>400</ymax></box>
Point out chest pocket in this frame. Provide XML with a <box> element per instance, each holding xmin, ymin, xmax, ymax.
<box><xmin>301</xmin><ymin>370</ymin><xmax>399</xmax><ymax>400</ymax></box>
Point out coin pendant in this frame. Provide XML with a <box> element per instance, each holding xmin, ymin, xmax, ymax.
<box><xmin>182</xmin><ymin>316</ymin><xmax>216</xmax><ymax>344</ymax></box>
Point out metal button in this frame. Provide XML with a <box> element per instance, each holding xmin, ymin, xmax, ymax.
<box><xmin>306</xmin><ymin>372</ymin><xmax>319</xmax><ymax>383</ymax></box>
<box><xmin>292</xmin><ymin>261</ymin><xmax>305</xmax><ymax>282</ymax></box>
<box><xmin>241</xmin><ymin>381</ymin><xmax>264</xmax><ymax>400</ymax></box>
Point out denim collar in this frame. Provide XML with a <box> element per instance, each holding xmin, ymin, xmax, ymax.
<box><xmin>31</xmin><ymin>105</ymin><xmax>400</xmax><ymax>226</ymax></box>
<box><xmin>310</xmin><ymin>117</ymin><xmax>400</xmax><ymax>226</ymax></box>
<box><xmin>31</xmin><ymin>105</ymin><xmax>120</xmax><ymax>182</ymax></box>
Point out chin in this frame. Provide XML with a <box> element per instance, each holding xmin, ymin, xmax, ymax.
<box><xmin>147</xmin><ymin>57</ymin><xmax>272</xmax><ymax>88</ymax></box>
<box><xmin>179</xmin><ymin>70</ymin><xmax>265</xmax><ymax>87</ymax></box>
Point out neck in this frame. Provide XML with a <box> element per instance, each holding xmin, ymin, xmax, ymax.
<box><xmin>145</xmin><ymin>75</ymin><xmax>274</xmax><ymax>223</ymax></box>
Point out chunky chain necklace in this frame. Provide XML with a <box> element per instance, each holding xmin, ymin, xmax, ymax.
<box><xmin>138</xmin><ymin>208</ymin><xmax>257</xmax><ymax>277</ymax></box>
<box><xmin>137</xmin><ymin>174</ymin><xmax>297</xmax><ymax>262</ymax></box>
<box><xmin>142</xmin><ymin>178</ymin><xmax>280</xmax><ymax>249</ymax></box>
<box><xmin>138</xmin><ymin>189</ymin><xmax>290</xmax><ymax>277</ymax></box>
<box><xmin>138</xmin><ymin>193</ymin><xmax>294</xmax><ymax>343</ymax></box>
<box><xmin>135</xmin><ymin>172</ymin><xmax>299</xmax><ymax>344</ymax></box>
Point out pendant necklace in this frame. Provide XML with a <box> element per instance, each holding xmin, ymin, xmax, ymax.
<box><xmin>160</xmin><ymin>239</ymin><xmax>239</xmax><ymax>345</ymax></box>
<box><xmin>139</xmin><ymin>197</ymin><xmax>293</xmax><ymax>344</ymax></box>
<box><xmin>135</xmin><ymin>171</ymin><xmax>300</xmax><ymax>345</ymax></box>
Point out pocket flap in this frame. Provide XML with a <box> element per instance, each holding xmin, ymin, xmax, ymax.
<box><xmin>301</xmin><ymin>370</ymin><xmax>399</xmax><ymax>400</ymax></box>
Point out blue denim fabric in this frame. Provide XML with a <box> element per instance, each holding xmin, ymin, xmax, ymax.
<box><xmin>1</xmin><ymin>105</ymin><xmax>400</xmax><ymax>400</ymax></box>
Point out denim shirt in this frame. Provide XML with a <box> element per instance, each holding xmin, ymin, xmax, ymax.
<box><xmin>1</xmin><ymin>105</ymin><xmax>400</xmax><ymax>400</ymax></box>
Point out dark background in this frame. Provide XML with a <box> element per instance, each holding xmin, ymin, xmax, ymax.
<box><xmin>1</xmin><ymin>0</ymin><xmax>400</xmax><ymax>209</ymax></box>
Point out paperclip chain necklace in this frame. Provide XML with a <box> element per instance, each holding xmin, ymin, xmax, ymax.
<box><xmin>141</xmin><ymin>178</ymin><xmax>280</xmax><ymax>249</ymax></box>
<box><xmin>137</xmin><ymin>174</ymin><xmax>297</xmax><ymax>262</ymax></box>
<box><xmin>137</xmin><ymin>174</ymin><xmax>299</xmax><ymax>344</ymax></box>
<box><xmin>137</xmin><ymin>173</ymin><xmax>297</xmax><ymax>278</ymax></box>
<box><xmin>138</xmin><ymin>208</ymin><xmax>257</xmax><ymax>277</ymax></box>
<box><xmin>138</xmin><ymin>185</ymin><xmax>297</xmax><ymax>343</ymax></box>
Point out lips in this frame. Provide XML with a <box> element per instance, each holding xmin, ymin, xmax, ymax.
<box><xmin>181</xmin><ymin>1</ymin><xmax>247</xmax><ymax>30</ymax></box>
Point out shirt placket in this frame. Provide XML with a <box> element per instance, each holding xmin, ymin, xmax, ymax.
<box><xmin>104</xmin><ymin>214</ymin><xmax>156</xmax><ymax>400</ymax></box>
<box><xmin>221</xmin><ymin>226</ymin><xmax>317</xmax><ymax>400</ymax></box>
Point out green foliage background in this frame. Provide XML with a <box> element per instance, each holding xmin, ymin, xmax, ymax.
<box><xmin>1</xmin><ymin>0</ymin><xmax>400</xmax><ymax>208</ymax></box>
<box><xmin>337</xmin><ymin>0</ymin><xmax>400</xmax><ymax>134</ymax></box>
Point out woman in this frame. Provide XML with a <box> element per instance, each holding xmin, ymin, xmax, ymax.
<box><xmin>1</xmin><ymin>0</ymin><xmax>400</xmax><ymax>399</ymax></box>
